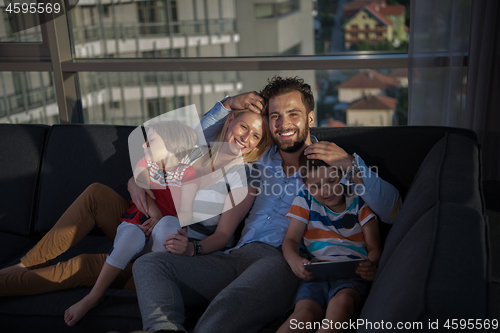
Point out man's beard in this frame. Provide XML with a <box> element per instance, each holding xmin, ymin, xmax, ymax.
<box><xmin>272</xmin><ymin>122</ymin><xmax>309</xmax><ymax>153</ymax></box>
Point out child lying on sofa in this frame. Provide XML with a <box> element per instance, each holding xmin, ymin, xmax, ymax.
<box><xmin>277</xmin><ymin>153</ymin><xmax>382</xmax><ymax>333</ymax></box>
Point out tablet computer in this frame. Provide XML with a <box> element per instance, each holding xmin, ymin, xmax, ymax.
<box><xmin>304</xmin><ymin>259</ymin><xmax>365</xmax><ymax>281</ymax></box>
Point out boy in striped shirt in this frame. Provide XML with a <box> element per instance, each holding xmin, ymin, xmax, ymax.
<box><xmin>278</xmin><ymin>154</ymin><xmax>382</xmax><ymax>332</ymax></box>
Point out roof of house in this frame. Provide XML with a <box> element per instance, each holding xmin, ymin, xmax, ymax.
<box><xmin>342</xmin><ymin>2</ymin><xmax>395</xmax><ymax>28</ymax></box>
<box><xmin>336</xmin><ymin>70</ymin><xmax>401</xmax><ymax>89</ymax></box>
<box><xmin>389</xmin><ymin>68</ymin><xmax>408</xmax><ymax>78</ymax></box>
<box><xmin>345</xmin><ymin>95</ymin><xmax>398</xmax><ymax>110</ymax></box>
<box><xmin>343</xmin><ymin>0</ymin><xmax>386</xmax><ymax>17</ymax></box>
<box><xmin>364</xmin><ymin>3</ymin><xmax>394</xmax><ymax>26</ymax></box>
<box><xmin>379</xmin><ymin>5</ymin><xmax>405</xmax><ymax>15</ymax></box>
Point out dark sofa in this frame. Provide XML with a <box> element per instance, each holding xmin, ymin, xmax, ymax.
<box><xmin>0</xmin><ymin>123</ymin><xmax>491</xmax><ymax>332</ymax></box>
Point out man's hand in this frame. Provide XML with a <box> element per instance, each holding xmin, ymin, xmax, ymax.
<box><xmin>222</xmin><ymin>91</ymin><xmax>264</xmax><ymax>114</ymax></box>
<box><xmin>289</xmin><ymin>256</ymin><xmax>314</xmax><ymax>280</ymax></box>
<box><xmin>356</xmin><ymin>260</ymin><xmax>378</xmax><ymax>281</ymax></box>
<box><xmin>164</xmin><ymin>229</ymin><xmax>192</xmax><ymax>255</ymax></box>
<box><xmin>303</xmin><ymin>141</ymin><xmax>353</xmax><ymax>172</ymax></box>
<box><xmin>127</xmin><ymin>177</ymin><xmax>156</xmax><ymax>216</ymax></box>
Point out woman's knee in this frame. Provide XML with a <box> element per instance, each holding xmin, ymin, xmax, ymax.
<box><xmin>84</xmin><ymin>182</ymin><xmax>108</xmax><ymax>196</ymax></box>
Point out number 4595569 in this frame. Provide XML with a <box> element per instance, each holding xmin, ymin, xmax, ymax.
<box><xmin>5</xmin><ymin>2</ymin><xmax>61</xmax><ymax>14</ymax></box>
<box><xmin>444</xmin><ymin>319</ymin><xmax>498</xmax><ymax>330</ymax></box>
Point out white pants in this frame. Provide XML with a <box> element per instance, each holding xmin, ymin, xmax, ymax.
<box><xmin>106</xmin><ymin>216</ymin><xmax>182</xmax><ymax>269</ymax></box>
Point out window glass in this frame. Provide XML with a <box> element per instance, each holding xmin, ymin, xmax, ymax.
<box><xmin>0</xmin><ymin>72</ymin><xmax>58</xmax><ymax>124</ymax></box>
<box><xmin>78</xmin><ymin>69</ymin><xmax>408</xmax><ymax>127</ymax></box>
<box><xmin>254</xmin><ymin>4</ymin><xmax>275</xmax><ymax>19</ymax></box>
<box><xmin>0</xmin><ymin>7</ymin><xmax>42</xmax><ymax>42</ymax></box>
<box><xmin>67</xmin><ymin>0</ymin><xmax>410</xmax><ymax>58</ymax></box>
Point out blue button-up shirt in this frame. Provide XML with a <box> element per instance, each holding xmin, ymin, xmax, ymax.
<box><xmin>236</xmin><ymin>144</ymin><xmax>305</xmax><ymax>249</ymax></box>
<box><xmin>199</xmin><ymin>101</ymin><xmax>401</xmax><ymax>250</ymax></box>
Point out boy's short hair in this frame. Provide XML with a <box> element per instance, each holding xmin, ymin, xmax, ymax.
<box><xmin>298</xmin><ymin>153</ymin><xmax>333</xmax><ymax>183</ymax></box>
<box><xmin>147</xmin><ymin>120</ymin><xmax>198</xmax><ymax>161</ymax></box>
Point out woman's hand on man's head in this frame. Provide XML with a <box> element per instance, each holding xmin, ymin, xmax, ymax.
<box><xmin>222</xmin><ymin>91</ymin><xmax>264</xmax><ymax>114</ymax></box>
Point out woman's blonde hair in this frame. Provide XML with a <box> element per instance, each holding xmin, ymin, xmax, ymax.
<box><xmin>206</xmin><ymin>109</ymin><xmax>271</xmax><ymax>166</ymax></box>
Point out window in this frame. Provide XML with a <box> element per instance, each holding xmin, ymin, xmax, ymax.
<box><xmin>277</xmin><ymin>0</ymin><xmax>300</xmax><ymax>17</ymax></box>
<box><xmin>254</xmin><ymin>4</ymin><xmax>275</xmax><ymax>19</ymax></box>
<box><xmin>254</xmin><ymin>0</ymin><xmax>300</xmax><ymax>19</ymax></box>
<box><xmin>103</xmin><ymin>5</ymin><xmax>110</xmax><ymax>17</ymax></box>
<box><xmin>0</xmin><ymin>5</ymin><xmax>42</xmax><ymax>42</ymax></box>
<box><xmin>0</xmin><ymin>72</ymin><xmax>58</xmax><ymax>125</ymax></box>
<box><xmin>281</xmin><ymin>43</ymin><xmax>301</xmax><ymax>56</ymax></box>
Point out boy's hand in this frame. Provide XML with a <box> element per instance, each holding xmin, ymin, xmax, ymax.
<box><xmin>142</xmin><ymin>216</ymin><xmax>161</xmax><ymax>239</ymax></box>
<box><xmin>290</xmin><ymin>257</ymin><xmax>314</xmax><ymax>280</ymax></box>
<box><xmin>356</xmin><ymin>260</ymin><xmax>378</xmax><ymax>281</ymax></box>
<box><xmin>164</xmin><ymin>229</ymin><xmax>191</xmax><ymax>255</ymax></box>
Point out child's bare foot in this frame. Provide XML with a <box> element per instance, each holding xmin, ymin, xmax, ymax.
<box><xmin>64</xmin><ymin>294</ymin><xmax>103</xmax><ymax>326</ymax></box>
<box><xmin>0</xmin><ymin>262</ymin><xmax>27</xmax><ymax>275</ymax></box>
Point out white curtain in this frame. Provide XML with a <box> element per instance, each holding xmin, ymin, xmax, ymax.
<box><xmin>408</xmin><ymin>0</ymin><xmax>500</xmax><ymax>181</ymax></box>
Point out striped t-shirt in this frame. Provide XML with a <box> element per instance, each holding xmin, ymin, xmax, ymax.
<box><xmin>287</xmin><ymin>189</ymin><xmax>376</xmax><ymax>262</ymax></box>
<box><xmin>187</xmin><ymin>162</ymin><xmax>259</xmax><ymax>249</ymax></box>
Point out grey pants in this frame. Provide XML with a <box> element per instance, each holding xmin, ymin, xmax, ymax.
<box><xmin>133</xmin><ymin>241</ymin><xmax>301</xmax><ymax>333</ymax></box>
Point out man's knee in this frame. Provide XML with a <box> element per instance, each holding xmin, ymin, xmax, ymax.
<box><xmin>133</xmin><ymin>252</ymin><xmax>180</xmax><ymax>280</ymax></box>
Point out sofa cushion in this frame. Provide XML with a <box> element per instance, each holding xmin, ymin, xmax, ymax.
<box><xmin>0</xmin><ymin>124</ymin><xmax>49</xmax><ymax>235</ymax></box>
<box><xmin>359</xmin><ymin>202</ymin><xmax>487</xmax><ymax>329</ymax></box>
<box><xmin>34</xmin><ymin>125</ymin><xmax>136</xmax><ymax>235</ymax></box>
<box><xmin>380</xmin><ymin>133</ymin><xmax>482</xmax><ymax>270</ymax></box>
<box><xmin>0</xmin><ymin>289</ymin><xmax>142</xmax><ymax>333</ymax></box>
<box><xmin>0</xmin><ymin>232</ymin><xmax>38</xmax><ymax>268</ymax></box>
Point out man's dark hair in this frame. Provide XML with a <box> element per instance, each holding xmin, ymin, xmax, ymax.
<box><xmin>260</xmin><ymin>76</ymin><xmax>315</xmax><ymax>114</ymax></box>
<box><xmin>298</xmin><ymin>153</ymin><xmax>331</xmax><ymax>183</ymax></box>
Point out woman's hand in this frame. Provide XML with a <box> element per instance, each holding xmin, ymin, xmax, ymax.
<box><xmin>163</xmin><ymin>229</ymin><xmax>193</xmax><ymax>256</ymax></box>
<box><xmin>128</xmin><ymin>177</ymin><xmax>156</xmax><ymax>216</ymax></box>
<box><xmin>289</xmin><ymin>256</ymin><xmax>313</xmax><ymax>280</ymax></box>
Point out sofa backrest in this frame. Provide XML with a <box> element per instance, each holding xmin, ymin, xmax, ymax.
<box><xmin>358</xmin><ymin>133</ymin><xmax>487</xmax><ymax>328</ymax></box>
<box><xmin>0</xmin><ymin>124</ymin><xmax>49</xmax><ymax>236</ymax></box>
<box><xmin>311</xmin><ymin>126</ymin><xmax>477</xmax><ymax>200</ymax></box>
<box><xmin>34</xmin><ymin>124</ymin><xmax>136</xmax><ymax>235</ymax></box>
